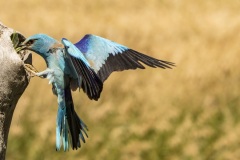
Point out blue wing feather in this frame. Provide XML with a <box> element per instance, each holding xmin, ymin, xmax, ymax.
<box><xmin>62</xmin><ymin>38</ymin><xmax>90</xmax><ymax>65</ymax></box>
<box><xmin>74</xmin><ymin>34</ymin><xmax>174</xmax><ymax>81</ymax></box>
<box><xmin>75</xmin><ymin>34</ymin><xmax>128</xmax><ymax>71</ymax></box>
<box><xmin>62</xmin><ymin>38</ymin><xmax>103</xmax><ymax>100</ymax></box>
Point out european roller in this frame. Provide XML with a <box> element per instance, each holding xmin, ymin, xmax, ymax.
<box><xmin>20</xmin><ymin>34</ymin><xmax>174</xmax><ymax>151</ymax></box>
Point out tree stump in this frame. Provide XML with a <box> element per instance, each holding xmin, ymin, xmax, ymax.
<box><xmin>0</xmin><ymin>21</ymin><xmax>31</xmax><ymax>160</ymax></box>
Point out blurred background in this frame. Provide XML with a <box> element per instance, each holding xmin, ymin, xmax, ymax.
<box><xmin>1</xmin><ymin>0</ymin><xmax>240</xmax><ymax>159</ymax></box>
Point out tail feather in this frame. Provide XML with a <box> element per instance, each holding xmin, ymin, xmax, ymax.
<box><xmin>56</xmin><ymin>105</ymin><xmax>69</xmax><ymax>151</ymax></box>
<box><xmin>65</xmin><ymin>85</ymin><xmax>88</xmax><ymax>150</ymax></box>
<box><xmin>62</xmin><ymin>116</ymin><xmax>69</xmax><ymax>151</ymax></box>
<box><xmin>56</xmin><ymin>85</ymin><xmax>88</xmax><ymax>151</ymax></box>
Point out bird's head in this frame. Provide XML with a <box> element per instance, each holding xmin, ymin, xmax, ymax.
<box><xmin>20</xmin><ymin>34</ymin><xmax>58</xmax><ymax>58</ymax></box>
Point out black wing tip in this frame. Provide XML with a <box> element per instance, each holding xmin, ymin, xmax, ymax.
<box><xmin>158</xmin><ymin>60</ymin><xmax>176</xmax><ymax>69</ymax></box>
<box><xmin>85</xmin><ymin>67</ymin><xmax>103</xmax><ymax>101</ymax></box>
<box><xmin>88</xmin><ymin>84</ymin><xmax>103</xmax><ymax>101</ymax></box>
<box><xmin>96</xmin><ymin>48</ymin><xmax>175</xmax><ymax>82</ymax></box>
<box><xmin>160</xmin><ymin>59</ymin><xmax>176</xmax><ymax>66</ymax></box>
<box><xmin>128</xmin><ymin>49</ymin><xmax>175</xmax><ymax>69</ymax></box>
<box><xmin>69</xmin><ymin>55</ymin><xmax>103</xmax><ymax>101</ymax></box>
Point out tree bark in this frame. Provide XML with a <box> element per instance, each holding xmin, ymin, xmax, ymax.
<box><xmin>0</xmin><ymin>22</ymin><xmax>31</xmax><ymax>159</ymax></box>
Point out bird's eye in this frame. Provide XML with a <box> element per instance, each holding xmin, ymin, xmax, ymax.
<box><xmin>26</xmin><ymin>39</ymin><xmax>36</xmax><ymax>46</ymax></box>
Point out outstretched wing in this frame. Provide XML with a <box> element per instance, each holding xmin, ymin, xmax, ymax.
<box><xmin>62</xmin><ymin>38</ymin><xmax>103</xmax><ymax>101</ymax></box>
<box><xmin>74</xmin><ymin>34</ymin><xmax>175</xmax><ymax>82</ymax></box>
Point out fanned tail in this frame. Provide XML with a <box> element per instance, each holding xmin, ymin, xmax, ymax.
<box><xmin>65</xmin><ymin>85</ymin><xmax>88</xmax><ymax>150</ymax></box>
<box><xmin>55</xmin><ymin>85</ymin><xmax>88</xmax><ymax>151</ymax></box>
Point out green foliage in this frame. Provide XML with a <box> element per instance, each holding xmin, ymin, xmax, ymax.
<box><xmin>10</xmin><ymin>32</ymin><xmax>25</xmax><ymax>52</ymax></box>
<box><xmin>11</xmin><ymin>32</ymin><xmax>20</xmax><ymax>49</ymax></box>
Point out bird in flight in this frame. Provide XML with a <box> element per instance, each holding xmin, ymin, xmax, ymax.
<box><xmin>20</xmin><ymin>34</ymin><xmax>174</xmax><ymax>151</ymax></box>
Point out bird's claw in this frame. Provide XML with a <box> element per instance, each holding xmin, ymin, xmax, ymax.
<box><xmin>23</xmin><ymin>64</ymin><xmax>44</xmax><ymax>78</ymax></box>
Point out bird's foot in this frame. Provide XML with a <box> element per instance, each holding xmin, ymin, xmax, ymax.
<box><xmin>23</xmin><ymin>64</ymin><xmax>44</xmax><ymax>78</ymax></box>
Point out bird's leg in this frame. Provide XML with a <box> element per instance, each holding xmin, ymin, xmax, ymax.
<box><xmin>35</xmin><ymin>68</ymin><xmax>54</xmax><ymax>79</ymax></box>
<box><xmin>23</xmin><ymin>64</ymin><xmax>43</xmax><ymax>78</ymax></box>
<box><xmin>23</xmin><ymin>64</ymin><xmax>53</xmax><ymax>79</ymax></box>
<box><xmin>36</xmin><ymin>68</ymin><xmax>55</xmax><ymax>84</ymax></box>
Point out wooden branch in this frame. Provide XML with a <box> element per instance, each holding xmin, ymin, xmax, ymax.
<box><xmin>0</xmin><ymin>21</ymin><xmax>31</xmax><ymax>160</ymax></box>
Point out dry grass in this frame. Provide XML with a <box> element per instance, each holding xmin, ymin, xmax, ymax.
<box><xmin>1</xmin><ymin>0</ymin><xmax>240</xmax><ymax>159</ymax></box>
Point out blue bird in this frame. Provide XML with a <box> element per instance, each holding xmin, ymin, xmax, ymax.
<box><xmin>21</xmin><ymin>34</ymin><xmax>174</xmax><ymax>151</ymax></box>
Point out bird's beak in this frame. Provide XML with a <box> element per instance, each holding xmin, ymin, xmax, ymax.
<box><xmin>16</xmin><ymin>41</ymin><xmax>27</xmax><ymax>52</ymax></box>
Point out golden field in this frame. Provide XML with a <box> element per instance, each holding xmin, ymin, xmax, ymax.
<box><xmin>1</xmin><ymin>0</ymin><xmax>240</xmax><ymax>159</ymax></box>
